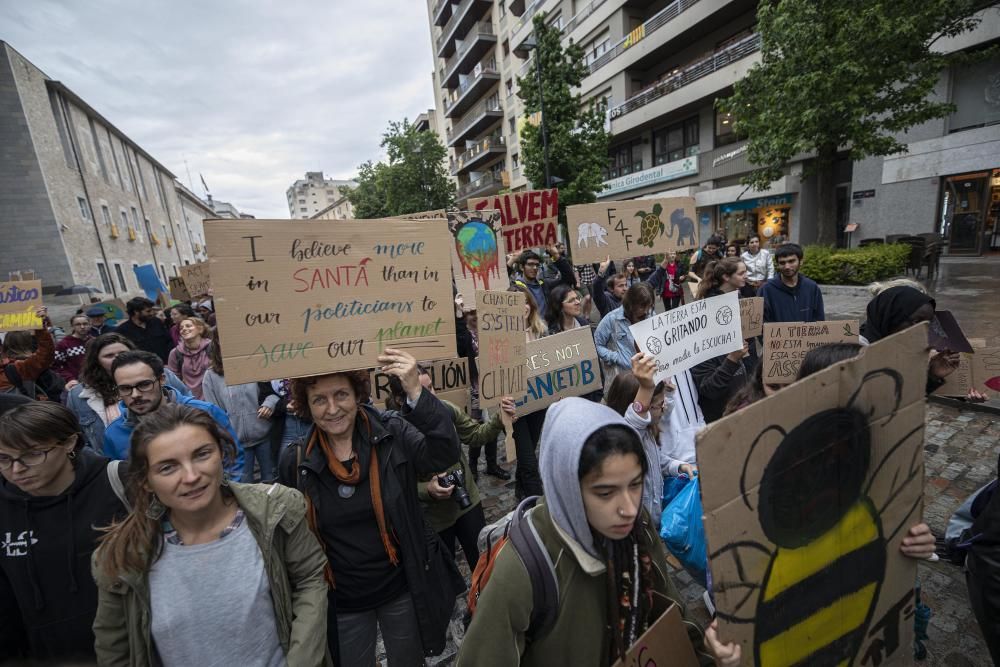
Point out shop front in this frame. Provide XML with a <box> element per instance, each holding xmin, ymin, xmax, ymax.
<box><xmin>718</xmin><ymin>194</ymin><xmax>794</xmax><ymax>246</ymax></box>
<box><xmin>938</xmin><ymin>169</ymin><xmax>1000</xmax><ymax>254</ymax></box>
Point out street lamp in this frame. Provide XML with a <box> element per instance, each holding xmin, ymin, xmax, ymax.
<box><xmin>522</xmin><ymin>35</ymin><xmax>552</xmax><ymax>189</ymax></box>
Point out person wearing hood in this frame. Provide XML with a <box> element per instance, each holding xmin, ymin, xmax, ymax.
<box><xmin>457</xmin><ymin>398</ymin><xmax>740</xmax><ymax>667</ymax></box>
<box><xmin>167</xmin><ymin>315</ymin><xmax>212</xmax><ymax>399</ymax></box>
<box><xmin>0</xmin><ymin>401</ymin><xmax>129</xmax><ymax>663</ymax></box>
<box><xmin>103</xmin><ymin>350</ymin><xmax>245</xmax><ymax>479</ymax></box>
<box><xmin>196</xmin><ymin>298</ymin><xmax>217</xmax><ymax>327</ymax></box>
<box><xmin>759</xmin><ymin>243</ymin><xmax>825</xmax><ymax>323</ymax></box>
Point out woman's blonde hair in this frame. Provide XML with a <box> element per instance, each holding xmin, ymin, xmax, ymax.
<box><xmin>867</xmin><ymin>278</ymin><xmax>927</xmax><ymax>296</ymax></box>
<box><xmin>178</xmin><ymin>316</ymin><xmax>210</xmax><ymax>338</ymax></box>
<box><xmin>508</xmin><ymin>285</ymin><xmax>547</xmax><ymax>338</ymax></box>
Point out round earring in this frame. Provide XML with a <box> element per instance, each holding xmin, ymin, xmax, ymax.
<box><xmin>146</xmin><ymin>495</ymin><xmax>167</xmax><ymax>520</ymax></box>
<box><xmin>67</xmin><ymin>450</ymin><xmax>77</xmax><ymax>460</ymax></box>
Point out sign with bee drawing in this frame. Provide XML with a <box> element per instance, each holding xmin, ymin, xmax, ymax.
<box><xmin>697</xmin><ymin>324</ymin><xmax>928</xmax><ymax>667</ymax></box>
<box><xmin>566</xmin><ymin>196</ymin><xmax>698</xmax><ymax>264</ymax></box>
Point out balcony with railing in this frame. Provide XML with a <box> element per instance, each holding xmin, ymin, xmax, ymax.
<box><xmin>509</xmin><ymin>0</ymin><xmax>526</xmax><ymax>16</ymax></box>
<box><xmin>451</xmin><ymin>133</ymin><xmax>507</xmax><ymax>175</ymax></box>
<box><xmin>511</xmin><ymin>0</ymin><xmax>551</xmax><ymax>56</ymax></box>
<box><xmin>457</xmin><ymin>171</ymin><xmax>503</xmax><ymax>200</ymax></box>
<box><xmin>445</xmin><ymin>57</ymin><xmax>500</xmax><ymax>118</ymax></box>
<box><xmin>436</xmin><ymin>0</ymin><xmax>492</xmax><ymax>58</ymax></box>
<box><xmin>440</xmin><ymin>20</ymin><xmax>496</xmax><ymax>88</ymax></box>
<box><xmin>447</xmin><ymin>96</ymin><xmax>504</xmax><ymax>146</ymax></box>
<box><xmin>432</xmin><ymin>0</ymin><xmax>452</xmax><ymax>27</ymax></box>
<box><xmin>588</xmin><ymin>0</ymin><xmax>702</xmax><ymax>76</ymax></box>
<box><xmin>608</xmin><ymin>32</ymin><xmax>760</xmax><ymax>124</ymax></box>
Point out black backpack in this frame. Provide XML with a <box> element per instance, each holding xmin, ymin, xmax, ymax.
<box><xmin>3</xmin><ymin>364</ymin><xmax>66</xmax><ymax>401</ymax></box>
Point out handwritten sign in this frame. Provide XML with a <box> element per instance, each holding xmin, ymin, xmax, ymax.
<box><xmin>740</xmin><ymin>297</ymin><xmax>764</xmax><ymax>339</ymax></box>
<box><xmin>518</xmin><ymin>327</ymin><xmax>601</xmax><ymax>415</ymax></box>
<box><xmin>763</xmin><ymin>320</ymin><xmax>860</xmax><ymax>385</ymax></box>
<box><xmin>933</xmin><ymin>352</ymin><xmax>971</xmax><ymax>398</ymax></box>
<box><xmin>204</xmin><ymin>219</ymin><xmax>457</xmax><ymax>384</ymax></box>
<box><xmin>469</xmin><ymin>188</ymin><xmax>558</xmax><ymax>254</ymax></box>
<box><xmin>179</xmin><ymin>261</ymin><xmax>211</xmax><ymax>298</ymax></box>
<box><xmin>169</xmin><ymin>276</ymin><xmax>191</xmax><ymax>302</ymax></box>
<box><xmin>476</xmin><ymin>290</ymin><xmax>526</xmax><ymax>409</ymax></box>
<box><xmin>567</xmin><ymin>197</ymin><xmax>698</xmax><ymax>264</ymax></box>
<box><xmin>0</xmin><ymin>280</ymin><xmax>43</xmax><ymax>331</ymax></box>
<box><xmin>611</xmin><ymin>604</ymin><xmax>699</xmax><ymax>667</ymax></box>
<box><xmin>629</xmin><ymin>291</ymin><xmax>743</xmax><ymax>383</ymax></box>
<box><xmin>369</xmin><ymin>357</ymin><xmax>470</xmax><ymax>413</ymax></box>
<box><xmin>971</xmin><ymin>348</ymin><xmax>1000</xmax><ymax>398</ymax></box>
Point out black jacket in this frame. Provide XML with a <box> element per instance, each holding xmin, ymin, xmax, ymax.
<box><xmin>278</xmin><ymin>390</ymin><xmax>463</xmax><ymax>657</ymax></box>
<box><xmin>114</xmin><ymin>317</ymin><xmax>172</xmax><ymax>363</ymax></box>
<box><xmin>592</xmin><ymin>261</ymin><xmax>620</xmax><ymax>317</ymax></box>
<box><xmin>0</xmin><ymin>448</ymin><xmax>128</xmax><ymax>662</ymax></box>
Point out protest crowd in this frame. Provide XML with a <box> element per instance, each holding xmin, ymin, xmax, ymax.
<box><xmin>1</xmin><ymin>204</ymin><xmax>998</xmax><ymax>667</ymax></box>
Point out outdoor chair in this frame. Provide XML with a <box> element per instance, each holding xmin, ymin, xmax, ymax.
<box><xmin>858</xmin><ymin>238</ymin><xmax>884</xmax><ymax>247</ymax></box>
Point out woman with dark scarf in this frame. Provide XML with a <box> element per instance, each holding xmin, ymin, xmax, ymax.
<box><xmin>457</xmin><ymin>398</ymin><xmax>740</xmax><ymax>667</ymax></box>
<box><xmin>859</xmin><ymin>285</ymin><xmax>986</xmax><ymax>399</ymax></box>
<box><xmin>277</xmin><ymin>348</ymin><xmax>464</xmax><ymax>665</ymax></box>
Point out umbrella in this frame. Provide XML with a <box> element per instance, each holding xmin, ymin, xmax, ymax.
<box><xmin>54</xmin><ymin>284</ymin><xmax>104</xmax><ymax>296</ymax></box>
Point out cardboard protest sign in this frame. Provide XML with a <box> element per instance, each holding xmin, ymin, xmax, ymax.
<box><xmin>92</xmin><ymin>299</ymin><xmax>127</xmax><ymax>326</ymax></box>
<box><xmin>566</xmin><ymin>197</ymin><xmax>698</xmax><ymax>265</ymax></box>
<box><xmin>0</xmin><ymin>280</ymin><xmax>43</xmax><ymax>331</ymax></box>
<box><xmin>518</xmin><ymin>327</ymin><xmax>601</xmax><ymax>415</ymax></box>
<box><xmin>928</xmin><ymin>310</ymin><xmax>973</xmax><ymax>354</ymax></box>
<box><xmin>610</xmin><ymin>604</ymin><xmax>699</xmax><ymax>667</ymax></box>
<box><xmin>476</xmin><ymin>290</ymin><xmax>526</xmax><ymax>408</ymax></box>
<box><xmin>369</xmin><ymin>358</ymin><xmax>470</xmax><ymax>413</ymax></box>
<box><xmin>740</xmin><ymin>297</ymin><xmax>764</xmax><ymax>339</ymax></box>
<box><xmin>698</xmin><ymin>324</ymin><xmax>928</xmax><ymax>667</ymax></box>
<box><xmin>179</xmin><ymin>261</ymin><xmax>211</xmax><ymax>298</ymax></box>
<box><xmin>971</xmin><ymin>347</ymin><xmax>1000</xmax><ymax>397</ymax></box>
<box><xmin>391</xmin><ymin>209</ymin><xmax>447</xmax><ymax>220</ymax></box>
<box><xmin>932</xmin><ymin>352</ymin><xmax>972</xmax><ymax>397</ymax></box>
<box><xmin>7</xmin><ymin>270</ymin><xmax>37</xmax><ymax>281</ymax></box>
<box><xmin>169</xmin><ymin>276</ymin><xmax>191</xmax><ymax>302</ymax></box>
<box><xmin>629</xmin><ymin>291</ymin><xmax>743</xmax><ymax>383</ymax></box>
<box><xmin>448</xmin><ymin>210</ymin><xmax>509</xmax><ymax>300</ymax></box>
<box><xmin>469</xmin><ymin>189</ymin><xmax>559</xmax><ymax>254</ymax></box>
<box><xmin>762</xmin><ymin>320</ymin><xmax>860</xmax><ymax>385</ymax></box>
<box><xmin>204</xmin><ymin>219</ymin><xmax>457</xmax><ymax>385</ymax></box>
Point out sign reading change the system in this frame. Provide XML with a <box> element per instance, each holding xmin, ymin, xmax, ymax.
<box><xmin>763</xmin><ymin>320</ymin><xmax>859</xmax><ymax>384</ymax></box>
<box><xmin>629</xmin><ymin>291</ymin><xmax>743</xmax><ymax>383</ymax></box>
<box><xmin>0</xmin><ymin>280</ymin><xmax>44</xmax><ymax>331</ymax></box>
<box><xmin>205</xmin><ymin>219</ymin><xmax>457</xmax><ymax>384</ymax></box>
<box><xmin>567</xmin><ymin>196</ymin><xmax>698</xmax><ymax>264</ymax></box>
<box><xmin>476</xmin><ymin>289</ymin><xmax>526</xmax><ymax>408</ymax></box>
<box><xmin>518</xmin><ymin>327</ymin><xmax>601</xmax><ymax>414</ymax></box>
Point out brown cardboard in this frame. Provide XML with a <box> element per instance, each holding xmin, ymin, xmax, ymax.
<box><xmin>566</xmin><ymin>197</ymin><xmax>698</xmax><ymax>264</ymax></box>
<box><xmin>179</xmin><ymin>261</ymin><xmax>212</xmax><ymax>298</ymax></box>
<box><xmin>204</xmin><ymin>219</ymin><xmax>457</xmax><ymax>385</ymax></box>
<box><xmin>476</xmin><ymin>290</ymin><xmax>526</xmax><ymax>412</ymax></box>
<box><xmin>447</xmin><ymin>210</ymin><xmax>509</xmax><ymax>301</ymax></box>
<box><xmin>610</xmin><ymin>604</ymin><xmax>700</xmax><ymax>667</ymax></box>
<box><xmin>391</xmin><ymin>209</ymin><xmax>447</xmax><ymax>220</ymax></box>
<box><xmin>169</xmin><ymin>276</ymin><xmax>191</xmax><ymax>302</ymax></box>
<box><xmin>468</xmin><ymin>189</ymin><xmax>559</xmax><ymax>254</ymax></box>
<box><xmin>0</xmin><ymin>280</ymin><xmax>44</xmax><ymax>331</ymax></box>
<box><xmin>971</xmin><ymin>347</ymin><xmax>1000</xmax><ymax>398</ymax></box>
<box><xmin>740</xmin><ymin>297</ymin><xmax>764</xmax><ymax>340</ymax></box>
<box><xmin>369</xmin><ymin>357</ymin><xmax>470</xmax><ymax>413</ymax></box>
<box><xmin>519</xmin><ymin>327</ymin><xmax>601</xmax><ymax>415</ymax></box>
<box><xmin>697</xmin><ymin>324</ymin><xmax>927</xmax><ymax>667</ymax></box>
<box><xmin>932</xmin><ymin>352</ymin><xmax>972</xmax><ymax>398</ymax></box>
<box><xmin>762</xmin><ymin>320</ymin><xmax>860</xmax><ymax>385</ymax></box>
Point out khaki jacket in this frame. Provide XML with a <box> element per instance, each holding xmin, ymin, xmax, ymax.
<box><xmin>457</xmin><ymin>500</ymin><xmax>715</xmax><ymax>667</ymax></box>
<box><xmin>91</xmin><ymin>483</ymin><xmax>332</xmax><ymax>666</ymax></box>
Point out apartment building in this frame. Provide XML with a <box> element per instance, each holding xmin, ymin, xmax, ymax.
<box><xmin>428</xmin><ymin>0</ymin><xmax>999</xmax><ymax>253</ymax></box>
<box><xmin>285</xmin><ymin>171</ymin><xmax>356</xmax><ymax>219</ymax></box>
<box><xmin>0</xmin><ymin>42</ymin><xmax>211</xmax><ymax>300</ymax></box>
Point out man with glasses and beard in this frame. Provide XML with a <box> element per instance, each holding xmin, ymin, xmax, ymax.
<box><xmin>102</xmin><ymin>351</ymin><xmax>244</xmax><ymax>478</ymax></box>
<box><xmin>115</xmin><ymin>297</ymin><xmax>172</xmax><ymax>363</ymax></box>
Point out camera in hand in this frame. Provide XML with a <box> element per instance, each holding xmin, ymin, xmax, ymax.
<box><xmin>439</xmin><ymin>468</ymin><xmax>472</xmax><ymax>510</ymax></box>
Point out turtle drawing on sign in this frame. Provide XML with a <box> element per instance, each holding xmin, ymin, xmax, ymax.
<box><xmin>668</xmin><ymin>208</ymin><xmax>697</xmax><ymax>246</ymax></box>
<box><xmin>576</xmin><ymin>222</ymin><xmax>609</xmax><ymax>248</ymax></box>
<box><xmin>635</xmin><ymin>203</ymin><xmax>665</xmax><ymax>248</ymax></box>
<box><xmin>712</xmin><ymin>369</ymin><xmax>923</xmax><ymax>667</ymax></box>
<box><xmin>453</xmin><ymin>216</ymin><xmax>502</xmax><ymax>290</ymax></box>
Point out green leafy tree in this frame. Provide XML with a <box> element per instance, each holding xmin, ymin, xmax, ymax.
<box><xmin>719</xmin><ymin>0</ymin><xmax>994</xmax><ymax>246</ymax></box>
<box><xmin>517</xmin><ymin>13</ymin><xmax>610</xmax><ymax>221</ymax></box>
<box><xmin>347</xmin><ymin>119</ymin><xmax>455</xmax><ymax>218</ymax></box>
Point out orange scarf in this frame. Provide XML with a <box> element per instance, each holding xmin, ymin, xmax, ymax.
<box><xmin>304</xmin><ymin>411</ymin><xmax>399</xmax><ymax>588</ymax></box>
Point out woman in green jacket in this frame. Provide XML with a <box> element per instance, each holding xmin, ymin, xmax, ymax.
<box><xmin>457</xmin><ymin>397</ymin><xmax>740</xmax><ymax>667</ymax></box>
<box><xmin>91</xmin><ymin>404</ymin><xmax>331</xmax><ymax>666</ymax></box>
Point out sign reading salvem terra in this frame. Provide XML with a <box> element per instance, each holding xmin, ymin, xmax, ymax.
<box><xmin>599</xmin><ymin>155</ymin><xmax>698</xmax><ymax>198</ymax></box>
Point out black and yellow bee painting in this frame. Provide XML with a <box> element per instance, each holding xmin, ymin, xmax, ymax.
<box><xmin>696</xmin><ymin>325</ymin><xmax>930</xmax><ymax>667</ymax></box>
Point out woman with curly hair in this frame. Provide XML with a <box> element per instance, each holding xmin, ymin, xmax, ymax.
<box><xmin>66</xmin><ymin>334</ymin><xmax>189</xmax><ymax>453</ymax></box>
<box><xmin>277</xmin><ymin>348</ymin><xmax>463</xmax><ymax>665</ymax></box>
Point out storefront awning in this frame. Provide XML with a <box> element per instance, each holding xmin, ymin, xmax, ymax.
<box><xmin>720</xmin><ymin>194</ymin><xmax>794</xmax><ymax>213</ymax></box>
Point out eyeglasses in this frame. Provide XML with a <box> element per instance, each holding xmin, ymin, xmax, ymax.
<box><xmin>0</xmin><ymin>448</ymin><xmax>54</xmax><ymax>470</ymax></box>
<box><xmin>116</xmin><ymin>378</ymin><xmax>160</xmax><ymax>397</ymax></box>
<box><xmin>524</xmin><ymin>262</ymin><xmax>541</xmax><ymax>268</ymax></box>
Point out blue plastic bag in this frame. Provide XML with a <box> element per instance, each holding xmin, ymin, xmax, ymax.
<box><xmin>661</xmin><ymin>474</ymin><xmax>690</xmax><ymax>508</ymax></box>
<box><xmin>659</xmin><ymin>474</ymin><xmax>707</xmax><ymax>587</ymax></box>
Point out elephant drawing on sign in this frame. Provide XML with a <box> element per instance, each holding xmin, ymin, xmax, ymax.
<box><xmin>577</xmin><ymin>222</ymin><xmax>609</xmax><ymax>248</ymax></box>
<box><xmin>668</xmin><ymin>208</ymin><xmax>697</xmax><ymax>246</ymax></box>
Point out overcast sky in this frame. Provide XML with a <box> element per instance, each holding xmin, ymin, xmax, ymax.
<box><xmin>1</xmin><ymin>0</ymin><xmax>437</xmax><ymax>217</ymax></box>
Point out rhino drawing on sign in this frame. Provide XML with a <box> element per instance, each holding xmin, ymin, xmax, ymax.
<box><xmin>576</xmin><ymin>222</ymin><xmax>609</xmax><ymax>248</ymax></box>
<box><xmin>668</xmin><ymin>208</ymin><xmax>697</xmax><ymax>246</ymax></box>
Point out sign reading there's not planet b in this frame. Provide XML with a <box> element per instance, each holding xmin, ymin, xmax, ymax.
<box><xmin>629</xmin><ymin>290</ymin><xmax>744</xmax><ymax>383</ymax></box>
<box><xmin>518</xmin><ymin>327</ymin><xmax>601</xmax><ymax>415</ymax></box>
<box><xmin>205</xmin><ymin>219</ymin><xmax>457</xmax><ymax>385</ymax></box>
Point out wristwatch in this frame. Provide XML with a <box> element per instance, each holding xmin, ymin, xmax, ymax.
<box><xmin>631</xmin><ymin>400</ymin><xmax>647</xmax><ymax>414</ymax></box>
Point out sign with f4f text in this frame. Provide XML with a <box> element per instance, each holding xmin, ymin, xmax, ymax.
<box><xmin>205</xmin><ymin>219</ymin><xmax>457</xmax><ymax>384</ymax></box>
<box><xmin>567</xmin><ymin>197</ymin><xmax>698</xmax><ymax>264</ymax></box>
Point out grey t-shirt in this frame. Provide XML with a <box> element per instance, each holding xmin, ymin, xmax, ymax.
<box><xmin>149</xmin><ymin>519</ymin><xmax>285</xmax><ymax>666</ymax></box>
